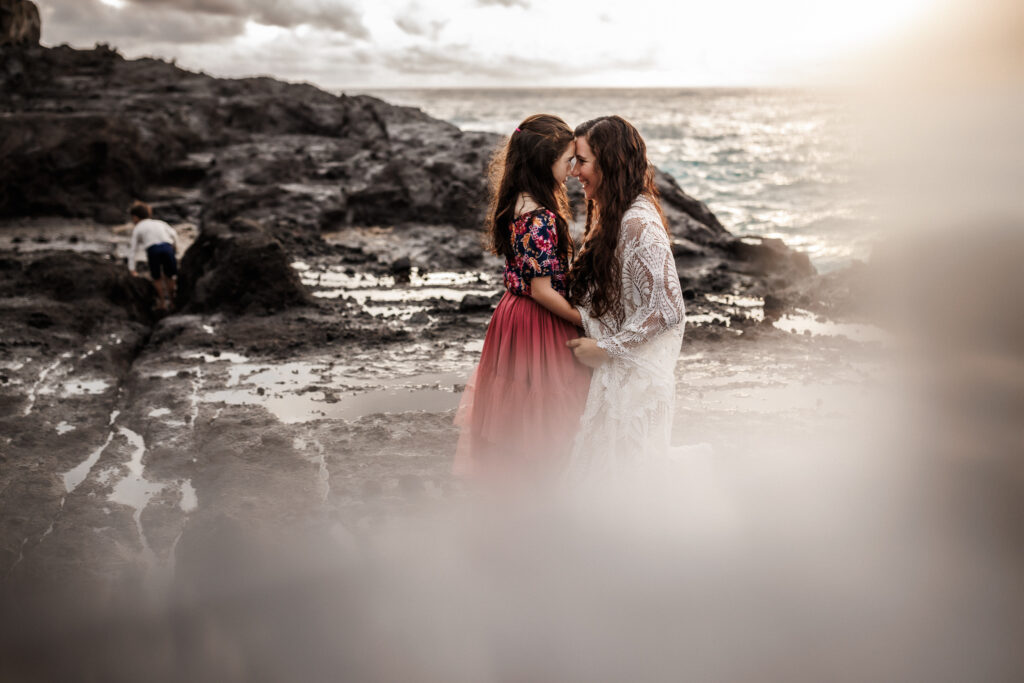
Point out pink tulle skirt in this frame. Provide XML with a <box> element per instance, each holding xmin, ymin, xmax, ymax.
<box><xmin>454</xmin><ymin>291</ymin><xmax>591</xmax><ymax>481</ymax></box>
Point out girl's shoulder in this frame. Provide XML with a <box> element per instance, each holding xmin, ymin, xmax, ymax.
<box><xmin>513</xmin><ymin>193</ymin><xmax>541</xmax><ymax>215</ymax></box>
<box><xmin>512</xmin><ymin>207</ymin><xmax>557</xmax><ymax>232</ymax></box>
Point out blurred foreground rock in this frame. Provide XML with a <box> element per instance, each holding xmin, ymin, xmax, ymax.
<box><xmin>0</xmin><ymin>0</ymin><xmax>38</xmax><ymax>47</ymax></box>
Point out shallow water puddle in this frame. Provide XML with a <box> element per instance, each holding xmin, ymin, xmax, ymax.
<box><xmin>22</xmin><ymin>359</ymin><xmax>60</xmax><ymax>416</ymax></box>
<box><xmin>188</xmin><ymin>366</ymin><xmax>203</xmax><ymax>428</ymax></box>
<box><xmin>293</xmin><ymin>264</ymin><xmax>495</xmax><ymax>289</ymax></box>
<box><xmin>226</xmin><ymin>360</ymin><xmax>330</xmax><ymax>389</ymax></box>
<box><xmin>181</xmin><ymin>350</ymin><xmax>250</xmax><ymax>364</ymax></box>
<box><xmin>200</xmin><ymin>387</ymin><xmax>460</xmax><ymax>423</ymax></box>
<box><xmin>363</xmin><ymin>304</ymin><xmax>429</xmax><ymax>319</ymax></box>
<box><xmin>179</xmin><ymin>479</ymin><xmax>198</xmax><ymax>513</ymax></box>
<box><xmin>107</xmin><ymin>427</ymin><xmax>162</xmax><ymax>562</ymax></box>
<box><xmin>691</xmin><ymin>295</ymin><xmax>891</xmax><ymax>344</ymax></box>
<box><xmin>704</xmin><ymin>293</ymin><xmax>766</xmax><ymax>311</ymax></box>
<box><xmin>63</xmin><ymin>429</ymin><xmax>114</xmax><ymax>492</ymax></box>
<box><xmin>686</xmin><ymin>314</ymin><xmax>737</xmax><ymax>326</ymax></box>
<box><xmin>63</xmin><ymin>433</ymin><xmax>114</xmax><ymax>492</ymax></box>
<box><xmin>62</xmin><ymin>409</ymin><xmax>120</xmax><ymax>492</ymax></box>
<box><xmin>293</xmin><ymin>262</ymin><xmax>500</xmax><ymax>312</ymax></box>
<box><xmin>317</xmin><ymin>285</ymin><xmax>498</xmax><ymax>304</ymax></box>
<box><xmin>57</xmin><ymin>378</ymin><xmax>112</xmax><ymax>396</ymax></box>
<box><xmin>772</xmin><ymin>310</ymin><xmax>891</xmax><ymax>343</ymax></box>
<box><xmin>203</xmin><ymin>371</ymin><xmax>464</xmax><ymax>424</ymax></box>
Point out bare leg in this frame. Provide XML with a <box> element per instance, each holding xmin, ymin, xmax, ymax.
<box><xmin>167</xmin><ymin>275</ymin><xmax>177</xmax><ymax>310</ymax></box>
<box><xmin>153</xmin><ymin>277</ymin><xmax>167</xmax><ymax>310</ymax></box>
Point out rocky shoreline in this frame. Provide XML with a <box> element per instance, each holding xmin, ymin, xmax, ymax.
<box><xmin>4</xmin><ymin>3</ymin><xmax>1023</xmax><ymax>679</ymax></box>
<box><xmin>0</xmin><ymin>32</ymin><xmax>915</xmax><ymax>681</ymax></box>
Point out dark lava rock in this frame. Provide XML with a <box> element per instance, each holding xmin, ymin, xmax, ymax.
<box><xmin>0</xmin><ymin>40</ymin><xmax>733</xmax><ymax>253</ymax></box>
<box><xmin>13</xmin><ymin>252</ymin><xmax>156</xmax><ymax>327</ymax></box>
<box><xmin>2</xmin><ymin>32</ymin><xmax>818</xmax><ymax>302</ymax></box>
<box><xmin>0</xmin><ymin>41</ymin><xmax>494</xmax><ymax>238</ymax></box>
<box><xmin>725</xmin><ymin>237</ymin><xmax>814</xmax><ymax>280</ymax></box>
<box><xmin>460</xmin><ymin>293</ymin><xmax>500</xmax><ymax>313</ymax></box>
<box><xmin>176</xmin><ymin>223</ymin><xmax>313</xmax><ymax>315</ymax></box>
<box><xmin>783</xmin><ymin>259</ymin><xmax>874</xmax><ymax>319</ymax></box>
<box><xmin>407</xmin><ymin>310</ymin><xmax>430</xmax><ymax>325</ymax></box>
<box><xmin>762</xmin><ymin>293</ymin><xmax>787</xmax><ymax>322</ymax></box>
<box><xmin>389</xmin><ymin>256</ymin><xmax>412</xmax><ymax>284</ymax></box>
<box><xmin>0</xmin><ymin>0</ymin><xmax>39</xmax><ymax>47</ymax></box>
<box><xmin>24</xmin><ymin>310</ymin><xmax>51</xmax><ymax>328</ymax></box>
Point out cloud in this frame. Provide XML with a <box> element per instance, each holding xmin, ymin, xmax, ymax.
<box><xmin>381</xmin><ymin>44</ymin><xmax>563</xmax><ymax>78</ymax></box>
<box><xmin>41</xmin><ymin>0</ymin><xmax>247</xmax><ymax>46</ymax></box>
<box><xmin>394</xmin><ymin>17</ymin><xmax>445</xmax><ymax>39</ymax></box>
<box><xmin>122</xmin><ymin>0</ymin><xmax>369</xmax><ymax>37</ymax></box>
<box><xmin>476</xmin><ymin>0</ymin><xmax>529</xmax><ymax>8</ymax></box>
<box><xmin>393</xmin><ymin>2</ymin><xmax>446</xmax><ymax>41</ymax></box>
<box><xmin>377</xmin><ymin>41</ymin><xmax>658</xmax><ymax>83</ymax></box>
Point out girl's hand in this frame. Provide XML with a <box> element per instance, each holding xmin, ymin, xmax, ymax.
<box><xmin>566</xmin><ymin>337</ymin><xmax>609</xmax><ymax>368</ymax></box>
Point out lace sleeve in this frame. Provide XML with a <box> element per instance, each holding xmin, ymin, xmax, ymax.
<box><xmin>596</xmin><ymin>214</ymin><xmax>685</xmax><ymax>359</ymax></box>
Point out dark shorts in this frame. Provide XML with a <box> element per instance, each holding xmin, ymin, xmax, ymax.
<box><xmin>146</xmin><ymin>242</ymin><xmax>177</xmax><ymax>279</ymax></box>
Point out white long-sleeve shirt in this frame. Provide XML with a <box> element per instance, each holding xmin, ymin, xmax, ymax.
<box><xmin>129</xmin><ymin>219</ymin><xmax>179</xmax><ymax>271</ymax></box>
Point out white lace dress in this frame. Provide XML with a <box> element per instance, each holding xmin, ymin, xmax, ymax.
<box><xmin>569</xmin><ymin>195</ymin><xmax>687</xmax><ymax>477</ymax></box>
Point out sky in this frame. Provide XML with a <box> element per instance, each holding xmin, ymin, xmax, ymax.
<box><xmin>37</xmin><ymin>0</ymin><xmax>945</xmax><ymax>90</ymax></box>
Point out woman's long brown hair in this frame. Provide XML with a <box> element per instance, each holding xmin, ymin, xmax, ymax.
<box><xmin>486</xmin><ymin>114</ymin><xmax>574</xmax><ymax>264</ymax></box>
<box><xmin>567</xmin><ymin>115</ymin><xmax>667</xmax><ymax>320</ymax></box>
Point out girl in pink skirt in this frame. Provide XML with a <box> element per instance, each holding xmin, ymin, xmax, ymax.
<box><xmin>454</xmin><ymin>114</ymin><xmax>591</xmax><ymax>482</ymax></box>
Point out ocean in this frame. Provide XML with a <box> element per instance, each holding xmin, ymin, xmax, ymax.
<box><xmin>354</xmin><ymin>88</ymin><xmax>874</xmax><ymax>273</ymax></box>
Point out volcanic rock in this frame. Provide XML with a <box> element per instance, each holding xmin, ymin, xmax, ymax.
<box><xmin>459</xmin><ymin>293</ymin><xmax>501</xmax><ymax>313</ymax></box>
<box><xmin>0</xmin><ymin>43</ymin><xmax>495</xmax><ymax>239</ymax></box>
<box><xmin>0</xmin><ymin>251</ymin><xmax>155</xmax><ymax>359</ymax></box>
<box><xmin>0</xmin><ymin>42</ymin><xmax>732</xmax><ymax>252</ymax></box>
<box><xmin>2</xmin><ymin>37</ymin><xmax>817</xmax><ymax>300</ymax></box>
<box><xmin>12</xmin><ymin>252</ymin><xmax>155</xmax><ymax>326</ymax></box>
<box><xmin>176</xmin><ymin>222</ymin><xmax>313</xmax><ymax>315</ymax></box>
<box><xmin>0</xmin><ymin>0</ymin><xmax>39</xmax><ymax>47</ymax></box>
<box><xmin>725</xmin><ymin>237</ymin><xmax>814</xmax><ymax>280</ymax></box>
<box><xmin>389</xmin><ymin>256</ymin><xmax>412</xmax><ymax>283</ymax></box>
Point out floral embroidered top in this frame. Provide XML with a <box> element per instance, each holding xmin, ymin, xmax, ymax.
<box><xmin>503</xmin><ymin>209</ymin><xmax>569</xmax><ymax>297</ymax></box>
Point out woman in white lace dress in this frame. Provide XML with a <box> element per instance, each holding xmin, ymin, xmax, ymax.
<box><xmin>565</xmin><ymin>116</ymin><xmax>687</xmax><ymax>476</ymax></box>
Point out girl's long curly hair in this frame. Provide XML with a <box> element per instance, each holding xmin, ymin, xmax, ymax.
<box><xmin>486</xmin><ymin>114</ymin><xmax>574</xmax><ymax>264</ymax></box>
<box><xmin>567</xmin><ymin>115</ymin><xmax>667</xmax><ymax>320</ymax></box>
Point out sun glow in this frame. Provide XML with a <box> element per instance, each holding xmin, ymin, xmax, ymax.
<box><xmin>242</xmin><ymin>20</ymin><xmax>286</xmax><ymax>43</ymax></box>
